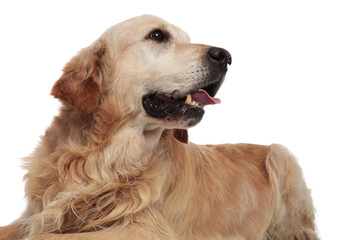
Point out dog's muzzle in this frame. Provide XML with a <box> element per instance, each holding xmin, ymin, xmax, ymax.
<box><xmin>142</xmin><ymin>47</ymin><xmax>231</xmax><ymax>126</ymax></box>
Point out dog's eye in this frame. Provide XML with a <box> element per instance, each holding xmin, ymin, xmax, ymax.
<box><xmin>148</xmin><ymin>29</ymin><xmax>166</xmax><ymax>42</ymax></box>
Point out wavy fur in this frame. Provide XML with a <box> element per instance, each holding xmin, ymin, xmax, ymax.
<box><xmin>0</xmin><ymin>15</ymin><xmax>319</xmax><ymax>240</ymax></box>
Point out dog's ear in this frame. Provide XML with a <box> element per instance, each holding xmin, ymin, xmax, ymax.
<box><xmin>51</xmin><ymin>40</ymin><xmax>106</xmax><ymax>114</ymax></box>
<box><xmin>173</xmin><ymin>129</ymin><xmax>189</xmax><ymax>144</ymax></box>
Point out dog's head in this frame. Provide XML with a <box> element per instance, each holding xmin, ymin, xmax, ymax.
<box><xmin>51</xmin><ymin>15</ymin><xmax>231</xmax><ymax>142</ymax></box>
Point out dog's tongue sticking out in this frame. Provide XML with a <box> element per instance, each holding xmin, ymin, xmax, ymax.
<box><xmin>185</xmin><ymin>89</ymin><xmax>221</xmax><ymax>107</ymax></box>
<box><xmin>192</xmin><ymin>89</ymin><xmax>221</xmax><ymax>105</ymax></box>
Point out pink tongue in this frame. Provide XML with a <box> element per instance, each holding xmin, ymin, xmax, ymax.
<box><xmin>191</xmin><ymin>89</ymin><xmax>221</xmax><ymax>106</ymax></box>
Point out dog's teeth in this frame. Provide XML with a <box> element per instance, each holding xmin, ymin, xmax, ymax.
<box><xmin>192</xmin><ymin>101</ymin><xmax>200</xmax><ymax>107</ymax></box>
<box><xmin>185</xmin><ymin>94</ymin><xmax>192</xmax><ymax>104</ymax></box>
<box><xmin>184</xmin><ymin>94</ymin><xmax>202</xmax><ymax>107</ymax></box>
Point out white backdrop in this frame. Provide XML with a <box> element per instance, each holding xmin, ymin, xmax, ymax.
<box><xmin>0</xmin><ymin>1</ymin><xmax>359</xmax><ymax>239</ymax></box>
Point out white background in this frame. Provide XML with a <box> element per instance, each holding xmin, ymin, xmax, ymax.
<box><xmin>0</xmin><ymin>1</ymin><xmax>359</xmax><ymax>239</ymax></box>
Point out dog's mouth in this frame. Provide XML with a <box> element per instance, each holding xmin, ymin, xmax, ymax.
<box><xmin>142</xmin><ymin>82</ymin><xmax>221</xmax><ymax>123</ymax></box>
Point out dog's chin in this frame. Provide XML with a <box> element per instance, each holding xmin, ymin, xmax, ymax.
<box><xmin>142</xmin><ymin>82</ymin><xmax>223</xmax><ymax>128</ymax></box>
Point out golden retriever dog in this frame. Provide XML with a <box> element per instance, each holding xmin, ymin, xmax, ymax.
<box><xmin>0</xmin><ymin>15</ymin><xmax>319</xmax><ymax>240</ymax></box>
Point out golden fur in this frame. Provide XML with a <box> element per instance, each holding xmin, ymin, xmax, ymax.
<box><xmin>0</xmin><ymin>15</ymin><xmax>319</xmax><ymax>240</ymax></box>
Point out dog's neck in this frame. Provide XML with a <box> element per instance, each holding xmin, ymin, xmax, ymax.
<box><xmin>105</xmin><ymin>123</ymin><xmax>168</xmax><ymax>178</ymax></box>
<box><xmin>50</xmin><ymin>106</ymin><xmax>171</xmax><ymax>183</ymax></box>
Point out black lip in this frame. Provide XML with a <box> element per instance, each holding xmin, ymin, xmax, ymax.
<box><xmin>142</xmin><ymin>93</ymin><xmax>205</xmax><ymax>121</ymax></box>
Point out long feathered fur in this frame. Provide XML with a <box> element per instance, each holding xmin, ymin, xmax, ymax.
<box><xmin>0</xmin><ymin>15</ymin><xmax>319</xmax><ymax>240</ymax></box>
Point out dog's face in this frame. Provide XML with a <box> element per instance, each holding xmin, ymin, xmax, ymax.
<box><xmin>52</xmin><ymin>15</ymin><xmax>231</xmax><ymax>131</ymax></box>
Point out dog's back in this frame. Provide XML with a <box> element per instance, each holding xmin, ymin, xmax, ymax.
<box><xmin>162</xmin><ymin>139</ymin><xmax>318</xmax><ymax>239</ymax></box>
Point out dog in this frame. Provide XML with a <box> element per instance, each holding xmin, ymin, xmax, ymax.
<box><xmin>0</xmin><ymin>15</ymin><xmax>319</xmax><ymax>240</ymax></box>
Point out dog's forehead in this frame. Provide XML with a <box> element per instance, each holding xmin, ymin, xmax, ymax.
<box><xmin>133</xmin><ymin>15</ymin><xmax>190</xmax><ymax>42</ymax></box>
<box><xmin>104</xmin><ymin>15</ymin><xmax>190</xmax><ymax>43</ymax></box>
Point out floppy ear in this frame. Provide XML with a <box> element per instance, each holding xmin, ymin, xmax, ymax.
<box><xmin>51</xmin><ymin>40</ymin><xmax>106</xmax><ymax>114</ymax></box>
<box><xmin>173</xmin><ymin>129</ymin><xmax>189</xmax><ymax>144</ymax></box>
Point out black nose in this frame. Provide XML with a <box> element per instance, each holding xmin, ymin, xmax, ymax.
<box><xmin>207</xmin><ymin>47</ymin><xmax>232</xmax><ymax>66</ymax></box>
